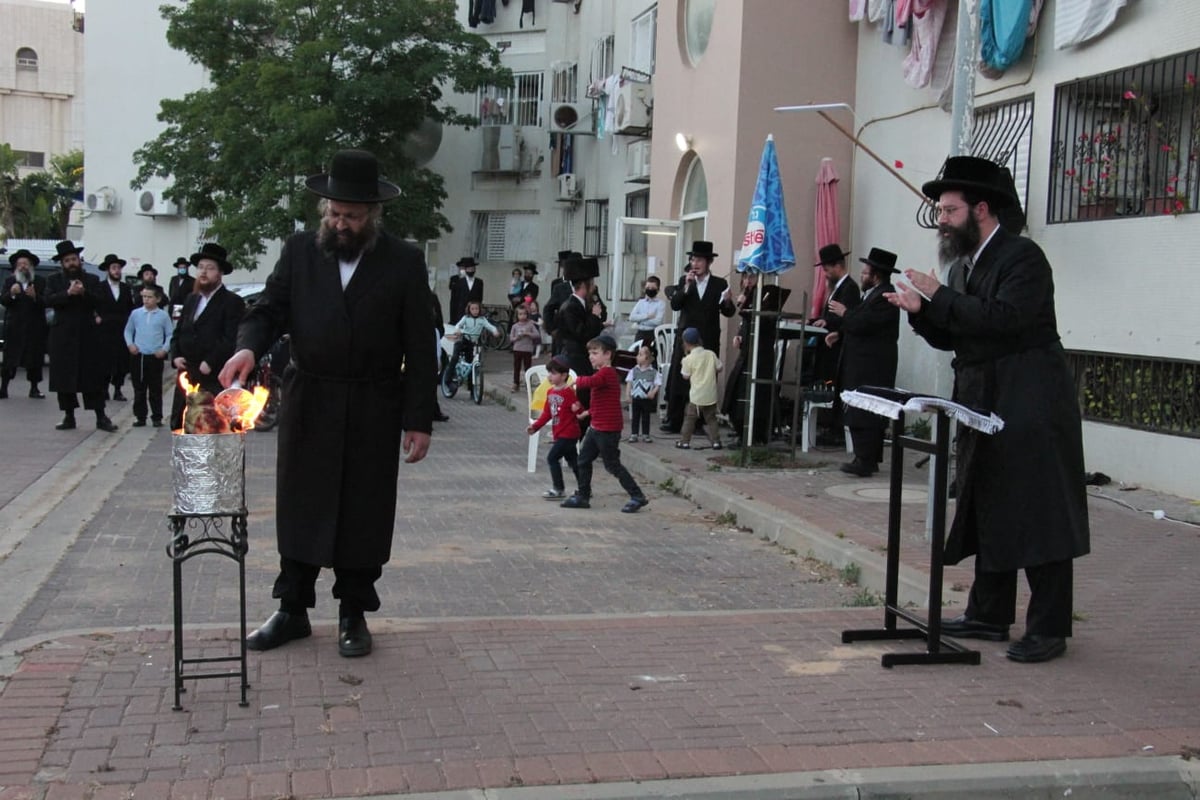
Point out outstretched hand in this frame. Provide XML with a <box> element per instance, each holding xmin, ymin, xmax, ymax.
<box><xmin>219</xmin><ymin>349</ymin><xmax>257</xmax><ymax>388</ymax></box>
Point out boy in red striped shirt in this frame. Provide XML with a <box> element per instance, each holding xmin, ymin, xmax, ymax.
<box><xmin>561</xmin><ymin>334</ymin><xmax>649</xmax><ymax>513</ymax></box>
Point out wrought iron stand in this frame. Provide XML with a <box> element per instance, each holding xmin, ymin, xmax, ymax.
<box><xmin>841</xmin><ymin>410</ymin><xmax>981</xmax><ymax>667</ymax></box>
<box><xmin>166</xmin><ymin>513</ymin><xmax>250</xmax><ymax>709</ymax></box>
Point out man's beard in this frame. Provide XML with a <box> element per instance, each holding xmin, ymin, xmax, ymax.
<box><xmin>937</xmin><ymin>212</ymin><xmax>982</xmax><ymax>266</ymax></box>
<box><xmin>319</xmin><ymin>221</ymin><xmax>378</xmax><ymax>261</ymax></box>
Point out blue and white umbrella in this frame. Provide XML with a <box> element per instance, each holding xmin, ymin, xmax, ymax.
<box><xmin>736</xmin><ymin>135</ymin><xmax>796</xmax><ymax>449</ymax></box>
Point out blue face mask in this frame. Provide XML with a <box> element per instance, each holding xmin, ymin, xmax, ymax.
<box><xmin>178</xmin><ymin>267</ymin><xmax>188</xmax><ymax>275</ymax></box>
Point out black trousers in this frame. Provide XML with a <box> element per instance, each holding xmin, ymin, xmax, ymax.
<box><xmin>272</xmin><ymin>556</ymin><xmax>383</xmax><ymax>617</ymax></box>
<box><xmin>965</xmin><ymin>558</ymin><xmax>1074</xmax><ymax>638</ymax></box>
<box><xmin>57</xmin><ymin>391</ymin><xmax>106</xmax><ymax>415</ymax></box>
<box><xmin>848</xmin><ymin>425</ymin><xmax>885</xmax><ymax>464</ymax></box>
<box><xmin>129</xmin><ymin>354</ymin><xmax>166</xmax><ymax>421</ymax></box>
<box><xmin>575</xmin><ymin>428</ymin><xmax>644</xmax><ymax>500</ymax></box>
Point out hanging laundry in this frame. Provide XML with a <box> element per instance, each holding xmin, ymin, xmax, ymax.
<box><xmin>520</xmin><ymin>0</ymin><xmax>535</xmax><ymax>28</ymax></box>
<box><xmin>850</xmin><ymin>0</ymin><xmax>867</xmax><ymax>21</ymax></box>
<box><xmin>980</xmin><ymin>0</ymin><xmax>1033</xmax><ymax>73</ymax></box>
<box><xmin>478</xmin><ymin>0</ymin><xmax>497</xmax><ymax>24</ymax></box>
<box><xmin>867</xmin><ymin>0</ymin><xmax>887</xmax><ymax>22</ymax></box>
<box><xmin>1054</xmin><ymin>0</ymin><xmax>1129</xmax><ymax>49</ymax></box>
<box><xmin>903</xmin><ymin>0</ymin><xmax>948</xmax><ymax>88</ymax></box>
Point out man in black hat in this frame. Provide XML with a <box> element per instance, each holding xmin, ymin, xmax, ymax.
<box><xmin>543</xmin><ymin>250</ymin><xmax>581</xmax><ymax>353</ymax></box>
<box><xmin>167</xmin><ymin>257</ymin><xmax>194</xmax><ymax>320</ymax></box>
<box><xmin>518</xmin><ymin>262</ymin><xmax>539</xmax><ymax>302</ymax></box>
<box><xmin>822</xmin><ymin>248</ymin><xmax>900</xmax><ymax>475</ymax></box>
<box><xmin>168</xmin><ymin>243</ymin><xmax>246</xmax><ymax>426</ymax></box>
<box><xmin>887</xmin><ymin>155</ymin><xmax>1090</xmax><ymax>664</ymax></box>
<box><xmin>43</xmin><ymin>240</ymin><xmax>117</xmax><ymax>431</ymax></box>
<box><xmin>555</xmin><ymin>256</ymin><xmax>605</xmax><ymax>405</ymax></box>
<box><xmin>95</xmin><ymin>254</ymin><xmax>137</xmax><ymax>402</ymax></box>
<box><xmin>448</xmin><ymin>256</ymin><xmax>483</xmax><ymax>323</ymax></box>
<box><xmin>138</xmin><ymin>264</ymin><xmax>170</xmax><ymax>308</ymax></box>
<box><xmin>1</xmin><ymin>248</ymin><xmax>49</xmax><ymax>399</ymax></box>
<box><xmin>662</xmin><ymin>241</ymin><xmax>735</xmax><ymax>433</ymax></box>
<box><xmin>807</xmin><ymin>244</ymin><xmax>861</xmax><ymax>444</ymax></box>
<box><xmin>220</xmin><ymin>148</ymin><xmax>435</xmax><ymax>659</ymax></box>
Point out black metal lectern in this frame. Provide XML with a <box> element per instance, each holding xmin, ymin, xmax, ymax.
<box><xmin>840</xmin><ymin>396</ymin><xmax>984</xmax><ymax>668</ymax></box>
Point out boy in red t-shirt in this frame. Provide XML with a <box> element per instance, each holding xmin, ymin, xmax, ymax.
<box><xmin>526</xmin><ymin>356</ymin><xmax>582</xmax><ymax>499</ymax></box>
<box><xmin>561</xmin><ymin>334</ymin><xmax>649</xmax><ymax>513</ymax></box>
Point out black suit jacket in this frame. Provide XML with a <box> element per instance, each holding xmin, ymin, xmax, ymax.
<box><xmin>449</xmin><ymin>275</ymin><xmax>484</xmax><ymax>322</ymax></box>
<box><xmin>554</xmin><ymin>293</ymin><xmax>604</xmax><ymax>376</ymax></box>
<box><xmin>831</xmin><ymin>282</ymin><xmax>898</xmax><ymax>426</ymax></box>
<box><xmin>668</xmin><ymin>273</ymin><xmax>735</xmax><ymax>350</ymax></box>
<box><xmin>170</xmin><ymin>285</ymin><xmax>245</xmax><ymax>394</ymax></box>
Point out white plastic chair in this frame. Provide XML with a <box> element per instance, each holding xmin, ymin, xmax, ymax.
<box><xmin>524</xmin><ymin>364</ymin><xmax>577</xmax><ymax>472</ymax></box>
<box><xmin>653</xmin><ymin>324</ymin><xmax>676</xmax><ymax>421</ymax></box>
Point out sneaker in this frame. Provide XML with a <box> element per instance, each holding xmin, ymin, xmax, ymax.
<box><xmin>675</xmin><ymin>441</ymin><xmax>690</xmax><ymax>449</ymax></box>
<box><xmin>542</xmin><ymin>488</ymin><xmax>564</xmax><ymax>499</ymax></box>
<box><xmin>642</xmin><ymin>435</ymin><xmax>653</xmax><ymax>443</ymax></box>
<box><xmin>621</xmin><ymin>497</ymin><xmax>649</xmax><ymax>513</ymax></box>
<box><xmin>711</xmin><ymin>441</ymin><xmax>723</xmax><ymax>450</ymax></box>
<box><xmin>628</xmin><ymin>435</ymin><xmax>639</xmax><ymax>443</ymax></box>
<box><xmin>561</xmin><ymin>494</ymin><xmax>590</xmax><ymax>509</ymax></box>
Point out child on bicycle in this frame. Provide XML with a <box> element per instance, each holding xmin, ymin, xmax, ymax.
<box><xmin>447</xmin><ymin>299</ymin><xmax>499</xmax><ymax>368</ymax></box>
<box><xmin>526</xmin><ymin>356</ymin><xmax>581</xmax><ymax>499</ymax></box>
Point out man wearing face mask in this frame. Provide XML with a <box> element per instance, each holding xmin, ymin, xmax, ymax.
<box><xmin>43</xmin><ymin>240</ymin><xmax>116</xmax><ymax>431</ymax></box>
<box><xmin>167</xmin><ymin>257</ymin><xmax>194</xmax><ymax>320</ymax></box>
<box><xmin>1</xmin><ymin>249</ymin><xmax>49</xmax><ymax>399</ymax></box>
<box><xmin>626</xmin><ymin>275</ymin><xmax>665</xmax><ymax>355</ymax></box>
<box><xmin>448</xmin><ymin>256</ymin><xmax>483</xmax><ymax>324</ymax></box>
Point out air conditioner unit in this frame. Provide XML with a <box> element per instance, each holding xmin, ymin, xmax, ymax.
<box><xmin>135</xmin><ymin>190</ymin><xmax>179</xmax><ymax>216</ymax></box>
<box><xmin>625</xmin><ymin>140</ymin><xmax>652</xmax><ymax>181</ymax></box>
<box><xmin>480</xmin><ymin>126</ymin><xmax>522</xmax><ymax>172</ymax></box>
<box><xmin>557</xmin><ymin>173</ymin><xmax>580</xmax><ymax>201</ymax></box>
<box><xmin>614</xmin><ymin>82</ymin><xmax>652</xmax><ymax>133</ymax></box>
<box><xmin>549</xmin><ymin>102</ymin><xmax>589</xmax><ymax>135</ymax></box>
<box><xmin>85</xmin><ymin>189</ymin><xmax>115</xmax><ymax>212</ymax></box>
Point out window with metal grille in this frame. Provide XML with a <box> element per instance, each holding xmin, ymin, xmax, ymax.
<box><xmin>477</xmin><ymin>71</ymin><xmax>544</xmax><ymax>127</ymax></box>
<box><xmin>624</xmin><ymin>190</ymin><xmax>649</xmax><ymax>256</ymax></box>
<box><xmin>915</xmin><ymin>96</ymin><xmax>1034</xmax><ymax>230</ymax></box>
<box><xmin>589</xmin><ymin>35</ymin><xmax>615</xmax><ymax>85</ymax></box>
<box><xmin>1048</xmin><ymin>47</ymin><xmax>1200</xmax><ymax>223</ymax></box>
<box><xmin>1067</xmin><ymin>350</ymin><xmax>1200</xmax><ymax>438</ymax></box>
<box><xmin>583</xmin><ymin>199</ymin><xmax>609</xmax><ymax>257</ymax></box>
<box><xmin>550</xmin><ymin>62</ymin><xmax>579</xmax><ymax>103</ymax></box>
<box><xmin>631</xmin><ymin>7</ymin><xmax>657</xmax><ymax>76</ymax></box>
<box><xmin>16</xmin><ymin>47</ymin><xmax>37</xmax><ymax>71</ymax></box>
<box><xmin>469</xmin><ymin>211</ymin><xmax>540</xmax><ymax>261</ymax></box>
<box><xmin>12</xmin><ymin>150</ymin><xmax>44</xmax><ymax>168</ymax></box>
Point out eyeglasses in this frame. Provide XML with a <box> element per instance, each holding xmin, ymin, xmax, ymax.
<box><xmin>935</xmin><ymin>203</ymin><xmax>971</xmax><ymax>219</ymax></box>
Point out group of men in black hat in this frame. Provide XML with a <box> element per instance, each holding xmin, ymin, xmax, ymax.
<box><xmin>1</xmin><ymin>247</ymin><xmax>49</xmax><ymax>400</ymax></box>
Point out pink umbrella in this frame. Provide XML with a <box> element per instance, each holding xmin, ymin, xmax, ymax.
<box><xmin>812</xmin><ymin>157</ymin><xmax>840</xmax><ymax>318</ymax></box>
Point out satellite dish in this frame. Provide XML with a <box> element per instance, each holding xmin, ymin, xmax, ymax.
<box><xmin>403</xmin><ymin>118</ymin><xmax>444</xmax><ymax>167</ymax></box>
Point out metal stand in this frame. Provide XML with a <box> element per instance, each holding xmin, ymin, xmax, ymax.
<box><xmin>166</xmin><ymin>513</ymin><xmax>250</xmax><ymax>709</ymax></box>
<box><xmin>841</xmin><ymin>411</ymin><xmax>980</xmax><ymax>668</ymax></box>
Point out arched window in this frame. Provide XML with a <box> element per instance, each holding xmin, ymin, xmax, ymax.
<box><xmin>680</xmin><ymin>157</ymin><xmax>709</xmax><ymax>247</ymax></box>
<box><xmin>16</xmin><ymin>47</ymin><xmax>38</xmax><ymax>71</ymax></box>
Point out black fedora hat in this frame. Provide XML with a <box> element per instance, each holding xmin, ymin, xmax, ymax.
<box><xmin>687</xmin><ymin>241</ymin><xmax>718</xmax><ymax>260</ymax></box>
<box><xmin>563</xmin><ymin>256</ymin><xmax>599</xmax><ymax>283</ymax></box>
<box><xmin>100</xmin><ymin>253</ymin><xmax>127</xmax><ymax>268</ymax></box>
<box><xmin>922</xmin><ymin>156</ymin><xmax>1018</xmax><ymax>209</ymax></box>
<box><xmin>173</xmin><ymin>256</ymin><xmax>190</xmax><ymax>268</ymax></box>
<box><xmin>815</xmin><ymin>244</ymin><xmax>850</xmax><ymax>266</ymax></box>
<box><xmin>190</xmin><ymin>242</ymin><xmax>233</xmax><ymax>275</ymax></box>
<box><xmin>305</xmin><ymin>149</ymin><xmax>400</xmax><ymax>203</ymax></box>
<box><xmin>556</xmin><ymin>250</ymin><xmax>574</xmax><ymax>261</ymax></box>
<box><xmin>456</xmin><ymin>256</ymin><xmax>478</xmax><ymax>268</ymax></box>
<box><xmin>859</xmin><ymin>247</ymin><xmax>900</xmax><ymax>274</ymax></box>
<box><xmin>51</xmin><ymin>240</ymin><xmax>84</xmax><ymax>261</ymax></box>
<box><xmin>8</xmin><ymin>249</ymin><xmax>40</xmax><ymax>267</ymax></box>
<box><xmin>139</xmin><ymin>263</ymin><xmax>158</xmax><ymax>277</ymax></box>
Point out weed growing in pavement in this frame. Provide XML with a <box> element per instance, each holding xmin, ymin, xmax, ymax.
<box><xmin>849</xmin><ymin>587</ymin><xmax>881</xmax><ymax>607</ymax></box>
<box><xmin>839</xmin><ymin>562</ymin><xmax>862</xmax><ymax>586</ymax></box>
<box><xmin>707</xmin><ymin>463</ymin><xmax>722</xmax><ymax>471</ymax></box>
<box><xmin>835</xmin><ymin>530</ymin><xmax>846</xmax><ymax>539</ymax></box>
<box><xmin>714</xmin><ymin>511</ymin><xmax>738</xmax><ymax>527</ymax></box>
<box><xmin>1071</xmin><ymin>611</ymin><xmax>1088</xmax><ymax>622</ymax></box>
<box><xmin>483</xmin><ymin>387</ymin><xmax>516</xmax><ymax>410</ymax></box>
<box><xmin>713</xmin><ymin>446</ymin><xmax>829</xmax><ymax>470</ymax></box>
<box><xmin>658</xmin><ymin>476</ymin><xmax>679</xmax><ymax>494</ymax></box>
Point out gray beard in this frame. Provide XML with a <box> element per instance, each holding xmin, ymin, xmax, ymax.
<box><xmin>937</xmin><ymin>215</ymin><xmax>982</xmax><ymax>267</ymax></box>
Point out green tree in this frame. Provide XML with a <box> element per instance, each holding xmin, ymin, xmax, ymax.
<box><xmin>0</xmin><ymin>144</ymin><xmax>84</xmax><ymax>239</ymax></box>
<box><xmin>132</xmin><ymin>0</ymin><xmax>510</xmax><ymax>268</ymax></box>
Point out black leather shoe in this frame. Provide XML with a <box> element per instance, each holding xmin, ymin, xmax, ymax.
<box><xmin>939</xmin><ymin>614</ymin><xmax>1009</xmax><ymax>641</ymax></box>
<box><xmin>1006</xmin><ymin>634</ymin><xmax>1066</xmax><ymax>663</ymax></box>
<box><xmin>29</xmin><ymin>388</ymin><xmax>45</xmax><ymax>399</ymax></box>
<box><xmin>433</xmin><ymin>412</ymin><xmax>450</xmax><ymax>422</ymax></box>
<box><xmin>96</xmin><ymin>416</ymin><xmax>118</xmax><ymax>433</ymax></box>
<box><xmin>839</xmin><ymin>459</ymin><xmax>875</xmax><ymax>477</ymax></box>
<box><xmin>56</xmin><ymin>416</ymin><xmax>77</xmax><ymax>430</ymax></box>
<box><xmin>112</xmin><ymin>390</ymin><xmax>127</xmax><ymax>401</ymax></box>
<box><xmin>246</xmin><ymin>611</ymin><xmax>312</xmax><ymax>651</ymax></box>
<box><xmin>0</xmin><ymin>387</ymin><xmax>7</xmax><ymax>399</ymax></box>
<box><xmin>338</xmin><ymin>615</ymin><xmax>372</xmax><ymax>657</ymax></box>
<box><xmin>132</xmin><ymin>419</ymin><xmax>147</xmax><ymax>427</ymax></box>
<box><xmin>561</xmin><ymin>494</ymin><xmax>590</xmax><ymax>509</ymax></box>
<box><xmin>152</xmin><ymin>419</ymin><xmax>164</xmax><ymax>427</ymax></box>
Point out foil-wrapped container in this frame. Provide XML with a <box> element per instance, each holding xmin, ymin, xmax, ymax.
<box><xmin>171</xmin><ymin>432</ymin><xmax>246</xmax><ymax>515</ymax></box>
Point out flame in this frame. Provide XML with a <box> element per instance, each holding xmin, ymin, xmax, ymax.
<box><xmin>214</xmin><ymin>385</ymin><xmax>271</xmax><ymax>432</ymax></box>
<box><xmin>178</xmin><ymin>373</ymin><xmax>202</xmax><ymax>395</ymax></box>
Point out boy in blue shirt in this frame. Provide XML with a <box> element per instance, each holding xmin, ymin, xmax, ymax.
<box><xmin>123</xmin><ymin>287</ymin><xmax>174</xmax><ymax>427</ymax></box>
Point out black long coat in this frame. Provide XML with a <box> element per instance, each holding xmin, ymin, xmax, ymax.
<box><xmin>448</xmin><ymin>274</ymin><xmax>483</xmax><ymax>323</ymax></box>
<box><xmin>1</xmin><ymin>275</ymin><xmax>49</xmax><ymax>372</ymax></box>
<box><xmin>910</xmin><ymin>228</ymin><xmax>1090</xmax><ymax>572</ymax></box>
<box><xmin>44</xmin><ymin>270</ymin><xmax>107</xmax><ymax>394</ymax></box>
<box><xmin>170</xmin><ymin>286</ymin><xmax>246</xmax><ymax>396</ymax></box>
<box><xmin>813</xmin><ymin>275</ymin><xmax>861</xmax><ymax>383</ymax></box>
<box><xmin>555</xmin><ymin>292</ymin><xmax>603</xmax><ymax>378</ymax></box>
<box><xmin>237</xmin><ymin>231</ymin><xmax>436</xmax><ymax>569</ymax></box>
<box><xmin>94</xmin><ymin>279</ymin><xmax>137</xmax><ymax>378</ymax></box>
<box><xmin>828</xmin><ymin>282</ymin><xmax>899</xmax><ymax>430</ymax></box>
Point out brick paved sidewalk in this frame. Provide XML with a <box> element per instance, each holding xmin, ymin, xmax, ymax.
<box><xmin>0</xmin><ymin>371</ymin><xmax>1197</xmax><ymax>799</ymax></box>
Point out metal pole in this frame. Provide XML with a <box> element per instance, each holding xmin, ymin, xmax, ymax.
<box><xmin>745</xmin><ymin>279</ymin><xmax>764</xmax><ymax>450</ymax></box>
<box><xmin>949</xmin><ymin>0</ymin><xmax>979</xmax><ymax>157</ymax></box>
